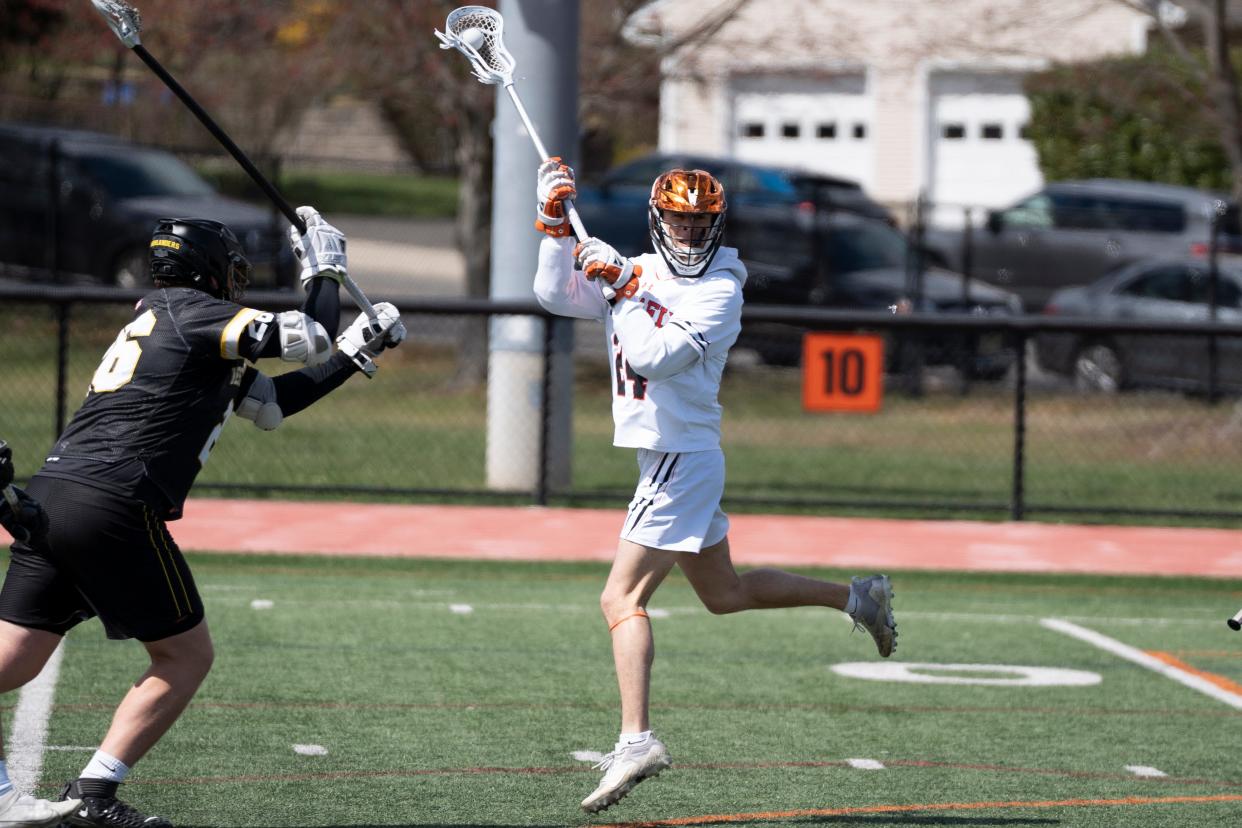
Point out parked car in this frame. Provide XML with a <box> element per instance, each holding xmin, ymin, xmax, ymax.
<box><xmin>0</xmin><ymin>122</ymin><xmax>295</xmax><ymax>289</ymax></box>
<box><xmin>742</xmin><ymin>211</ymin><xmax>1023</xmax><ymax>378</ymax></box>
<box><xmin>576</xmin><ymin>153</ymin><xmax>1019</xmax><ymax>378</ymax></box>
<box><xmin>573</xmin><ymin>151</ymin><xmax>894</xmax><ymax>257</ymax></box>
<box><xmin>1036</xmin><ymin>258</ymin><xmax>1242</xmax><ymax>393</ymax></box>
<box><xmin>923</xmin><ymin>179</ymin><xmax>1242</xmax><ymax>312</ymax></box>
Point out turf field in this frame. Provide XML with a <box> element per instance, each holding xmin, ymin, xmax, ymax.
<box><xmin>18</xmin><ymin>554</ymin><xmax>1242</xmax><ymax>827</ymax></box>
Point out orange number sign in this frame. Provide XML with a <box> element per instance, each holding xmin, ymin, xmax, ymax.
<box><xmin>801</xmin><ymin>333</ymin><xmax>883</xmax><ymax>413</ymax></box>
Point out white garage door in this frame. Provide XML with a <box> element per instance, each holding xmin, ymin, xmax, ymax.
<box><xmin>731</xmin><ymin>73</ymin><xmax>872</xmax><ymax>189</ymax></box>
<box><xmin>929</xmin><ymin>72</ymin><xmax>1043</xmax><ymax>227</ymax></box>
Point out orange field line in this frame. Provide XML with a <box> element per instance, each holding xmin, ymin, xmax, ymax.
<box><xmin>598</xmin><ymin>794</ymin><xmax>1242</xmax><ymax>828</ymax></box>
<box><xmin>1147</xmin><ymin>650</ymin><xmax>1242</xmax><ymax>696</ymax></box>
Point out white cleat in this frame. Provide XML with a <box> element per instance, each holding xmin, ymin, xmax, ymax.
<box><xmin>848</xmin><ymin>574</ymin><xmax>897</xmax><ymax>658</ymax></box>
<box><xmin>580</xmin><ymin>735</ymin><xmax>672</xmax><ymax>813</ymax></box>
<box><xmin>0</xmin><ymin>788</ymin><xmax>82</xmax><ymax>828</ymax></box>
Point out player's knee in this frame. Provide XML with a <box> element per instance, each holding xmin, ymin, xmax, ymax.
<box><xmin>599</xmin><ymin>588</ymin><xmax>640</xmax><ymax>626</ymax></box>
<box><xmin>149</xmin><ymin>632</ymin><xmax>214</xmax><ymax>682</ymax></box>
<box><xmin>699</xmin><ymin>590</ymin><xmax>745</xmax><ymax>615</ymax></box>
<box><xmin>0</xmin><ymin>660</ymin><xmax>48</xmax><ymax>692</ymax></box>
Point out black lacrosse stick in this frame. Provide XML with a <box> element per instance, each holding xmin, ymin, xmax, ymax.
<box><xmin>0</xmin><ymin>440</ymin><xmax>14</xmax><ymax>491</ymax></box>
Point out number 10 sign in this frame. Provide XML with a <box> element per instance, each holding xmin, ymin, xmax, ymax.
<box><xmin>801</xmin><ymin>333</ymin><xmax>883</xmax><ymax>413</ymax></box>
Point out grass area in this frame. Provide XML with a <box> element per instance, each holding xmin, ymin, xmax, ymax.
<box><xmin>197</xmin><ymin>164</ymin><xmax>458</xmax><ymax>218</ymax></box>
<box><xmin>4</xmin><ymin>304</ymin><xmax>1242</xmax><ymax>525</ymax></box>
<box><xmin>26</xmin><ymin>554</ymin><xmax>1242</xmax><ymax>826</ymax></box>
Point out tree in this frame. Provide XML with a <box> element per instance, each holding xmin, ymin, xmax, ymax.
<box><xmin>1120</xmin><ymin>0</ymin><xmax>1242</xmax><ymax>198</ymax></box>
<box><xmin>1023</xmin><ymin>1</ymin><xmax>1242</xmax><ymax>196</ymax></box>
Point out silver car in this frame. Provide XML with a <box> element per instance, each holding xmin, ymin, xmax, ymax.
<box><xmin>924</xmin><ymin>179</ymin><xmax>1242</xmax><ymax>312</ymax></box>
<box><xmin>1036</xmin><ymin>258</ymin><xmax>1242</xmax><ymax>392</ymax></box>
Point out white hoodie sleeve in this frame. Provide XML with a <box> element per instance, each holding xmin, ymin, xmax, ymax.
<box><xmin>611</xmin><ymin>275</ymin><xmax>742</xmax><ymax>381</ymax></box>
<box><xmin>532</xmin><ymin>236</ymin><xmax>609</xmax><ymax>320</ymax></box>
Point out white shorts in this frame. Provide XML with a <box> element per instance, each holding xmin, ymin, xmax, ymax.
<box><xmin>619</xmin><ymin>448</ymin><xmax>729</xmax><ymax>553</ymax></box>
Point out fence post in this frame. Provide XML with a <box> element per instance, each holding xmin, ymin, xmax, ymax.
<box><xmin>1010</xmin><ymin>329</ymin><xmax>1027</xmax><ymax>521</ymax></box>
<box><xmin>1208</xmin><ymin>202</ymin><xmax>1222</xmax><ymax>404</ymax></box>
<box><xmin>45</xmin><ymin>140</ymin><xmax>61</xmax><ymax>282</ymax></box>
<box><xmin>55</xmin><ymin>302</ymin><xmax>71</xmax><ymax>438</ymax></box>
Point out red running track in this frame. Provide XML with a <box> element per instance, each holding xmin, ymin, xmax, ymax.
<box><xmin>98</xmin><ymin>499</ymin><xmax>1242</xmax><ymax>578</ymax></box>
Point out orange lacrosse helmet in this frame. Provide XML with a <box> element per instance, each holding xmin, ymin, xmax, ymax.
<box><xmin>648</xmin><ymin>169</ymin><xmax>726</xmax><ymax>277</ymax></box>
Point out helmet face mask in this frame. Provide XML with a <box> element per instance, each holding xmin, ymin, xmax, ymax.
<box><xmin>149</xmin><ymin>218</ymin><xmax>251</xmax><ymax>301</ymax></box>
<box><xmin>648</xmin><ymin>169</ymin><xmax>726</xmax><ymax>277</ymax></box>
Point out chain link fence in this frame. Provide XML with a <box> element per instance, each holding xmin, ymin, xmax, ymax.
<box><xmin>4</xmin><ymin>284</ymin><xmax>1242</xmax><ymax>526</ymax></box>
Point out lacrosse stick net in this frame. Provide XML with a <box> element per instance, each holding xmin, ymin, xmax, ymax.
<box><xmin>90</xmin><ymin>0</ymin><xmax>143</xmax><ymax>48</ymax></box>
<box><xmin>435</xmin><ymin>6</ymin><xmax>515</xmax><ymax>86</ymax></box>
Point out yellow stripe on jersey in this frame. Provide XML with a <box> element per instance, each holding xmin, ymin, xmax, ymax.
<box><xmin>219</xmin><ymin>307</ymin><xmax>265</xmax><ymax>360</ymax></box>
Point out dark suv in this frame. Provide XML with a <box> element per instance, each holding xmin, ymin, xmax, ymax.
<box><xmin>0</xmin><ymin>123</ymin><xmax>295</xmax><ymax>288</ymax></box>
<box><xmin>573</xmin><ymin>151</ymin><xmax>894</xmax><ymax>258</ymax></box>
<box><xmin>923</xmin><ymin>179</ymin><xmax>1242</xmax><ymax>311</ymax></box>
<box><xmin>576</xmin><ymin>153</ymin><xmax>1021</xmax><ymax>378</ymax></box>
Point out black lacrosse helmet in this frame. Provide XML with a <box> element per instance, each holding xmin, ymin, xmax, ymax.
<box><xmin>149</xmin><ymin>218</ymin><xmax>251</xmax><ymax>301</ymax></box>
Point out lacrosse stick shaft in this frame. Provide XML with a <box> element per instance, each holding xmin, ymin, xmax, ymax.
<box><xmin>1230</xmin><ymin>608</ymin><xmax>1242</xmax><ymax>631</ymax></box>
<box><xmin>504</xmin><ymin>85</ymin><xmax>588</xmax><ymax>241</ymax></box>
<box><xmin>128</xmin><ymin>46</ymin><xmax>380</xmax><ymax>321</ymax></box>
<box><xmin>132</xmin><ymin>46</ymin><xmax>301</xmax><ymax>234</ymax></box>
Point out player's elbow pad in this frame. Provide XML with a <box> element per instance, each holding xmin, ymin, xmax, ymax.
<box><xmin>278</xmin><ymin>311</ymin><xmax>332</xmax><ymax>366</ymax></box>
<box><xmin>236</xmin><ymin>373</ymin><xmax>284</xmax><ymax>431</ymax></box>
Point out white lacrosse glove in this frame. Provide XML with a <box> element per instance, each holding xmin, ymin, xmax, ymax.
<box><xmin>535</xmin><ymin>157</ymin><xmax>576</xmax><ymax>238</ymax></box>
<box><xmin>288</xmin><ymin>205</ymin><xmax>348</xmax><ymax>286</ymax></box>
<box><xmin>573</xmin><ymin>237</ymin><xmax>642</xmax><ymax>302</ymax></box>
<box><xmin>336</xmin><ymin>302</ymin><xmax>406</xmax><ymax>378</ymax></box>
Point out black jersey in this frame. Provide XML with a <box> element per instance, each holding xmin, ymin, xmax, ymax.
<box><xmin>38</xmin><ymin>287</ymin><xmax>274</xmax><ymax>519</ymax></box>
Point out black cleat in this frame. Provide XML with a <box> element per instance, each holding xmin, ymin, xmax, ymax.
<box><xmin>57</xmin><ymin>778</ymin><xmax>172</xmax><ymax>828</ymax></box>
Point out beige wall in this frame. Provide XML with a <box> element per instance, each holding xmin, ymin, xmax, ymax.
<box><xmin>640</xmin><ymin>0</ymin><xmax>1151</xmax><ymax>203</ymax></box>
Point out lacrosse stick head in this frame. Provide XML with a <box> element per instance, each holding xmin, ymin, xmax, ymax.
<box><xmin>90</xmin><ymin>0</ymin><xmax>143</xmax><ymax>48</ymax></box>
<box><xmin>434</xmin><ymin>5</ymin><xmax>515</xmax><ymax>86</ymax></box>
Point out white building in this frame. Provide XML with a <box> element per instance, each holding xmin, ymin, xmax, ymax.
<box><xmin>627</xmin><ymin>0</ymin><xmax>1156</xmax><ymax>224</ymax></box>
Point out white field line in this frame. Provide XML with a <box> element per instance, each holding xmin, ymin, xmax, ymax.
<box><xmin>572</xmin><ymin>750</ymin><xmax>605</xmax><ymax>763</ymax></box>
<box><xmin>215</xmin><ymin>598</ymin><xmax>1218</xmax><ymax>629</ymax></box>
<box><xmin>8</xmin><ymin>641</ymin><xmax>65</xmax><ymax>793</ymax></box>
<box><xmin>1040</xmin><ymin>618</ymin><xmax>1242</xmax><ymax>710</ymax></box>
<box><xmin>1125</xmin><ymin>765</ymin><xmax>1167</xmax><ymax>777</ymax></box>
<box><xmin>293</xmin><ymin>744</ymin><xmax>328</xmax><ymax>756</ymax></box>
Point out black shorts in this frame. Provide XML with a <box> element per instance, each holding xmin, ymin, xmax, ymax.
<box><xmin>0</xmin><ymin>476</ymin><xmax>204</xmax><ymax>642</ymax></box>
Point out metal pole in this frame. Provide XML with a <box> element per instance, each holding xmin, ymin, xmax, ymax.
<box><xmin>536</xmin><ymin>315</ymin><xmax>554</xmax><ymax>506</ymax></box>
<box><xmin>1010</xmin><ymin>329</ymin><xmax>1028</xmax><ymax>521</ymax></box>
<box><xmin>486</xmin><ymin>0</ymin><xmax>579</xmax><ymax>492</ymax></box>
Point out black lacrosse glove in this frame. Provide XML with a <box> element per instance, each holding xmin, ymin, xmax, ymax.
<box><xmin>0</xmin><ymin>486</ymin><xmax>49</xmax><ymax>545</ymax></box>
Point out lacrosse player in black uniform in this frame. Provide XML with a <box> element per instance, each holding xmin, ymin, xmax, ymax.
<box><xmin>0</xmin><ymin>207</ymin><xmax>404</xmax><ymax>828</ymax></box>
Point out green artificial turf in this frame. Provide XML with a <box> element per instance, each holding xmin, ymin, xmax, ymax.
<box><xmin>14</xmin><ymin>556</ymin><xmax>1240</xmax><ymax>826</ymax></box>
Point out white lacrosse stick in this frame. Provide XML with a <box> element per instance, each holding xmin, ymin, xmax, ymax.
<box><xmin>435</xmin><ymin>5</ymin><xmax>589</xmax><ymax>241</ymax></box>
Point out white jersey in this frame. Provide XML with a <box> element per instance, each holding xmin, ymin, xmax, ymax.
<box><xmin>534</xmin><ymin>237</ymin><xmax>747</xmax><ymax>452</ymax></box>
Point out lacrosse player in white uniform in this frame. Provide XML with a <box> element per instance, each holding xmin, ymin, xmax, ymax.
<box><xmin>532</xmin><ymin>160</ymin><xmax>898</xmax><ymax>813</ymax></box>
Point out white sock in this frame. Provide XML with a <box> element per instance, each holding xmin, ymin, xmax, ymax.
<box><xmin>80</xmin><ymin>750</ymin><xmax>129</xmax><ymax>783</ymax></box>
<box><xmin>620</xmin><ymin>730</ymin><xmax>651</xmax><ymax>746</ymax></box>
<box><xmin>0</xmin><ymin>758</ymin><xmax>12</xmax><ymax>796</ymax></box>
